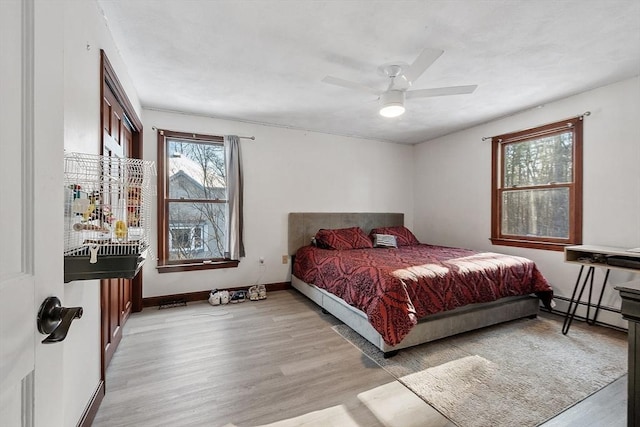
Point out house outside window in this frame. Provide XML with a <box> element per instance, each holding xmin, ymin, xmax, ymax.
<box><xmin>169</xmin><ymin>224</ymin><xmax>205</xmax><ymax>254</ymax></box>
<box><xmin>157</xmin><ymin>130</ymin><xmax>239</xmax><ymax>272</ymax></box>
<box><xmin>491</xmin><ymin>117</ymin><xmax>583</xmax><ymax>251</ymax></box>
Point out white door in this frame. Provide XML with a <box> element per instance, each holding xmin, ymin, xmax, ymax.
<box><xmin>0</xmin><ymin>0</ymin><xmax>36</xmax><ymax>424</ymax></box>
<box><xmin>0</xmin><ymin>0</ymin><xmax>64</xmax><ymax>425</ymax></box>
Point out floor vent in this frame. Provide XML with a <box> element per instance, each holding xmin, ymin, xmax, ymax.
<box><xmin>158</xmin><ymin>298</ymin><xmax>187</xmax><ymax>309</ymax></box>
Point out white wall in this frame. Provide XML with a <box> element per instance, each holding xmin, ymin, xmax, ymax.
<box><xmin>62</xmin><ymin>1</ymin><xmax>141</xmax><ymax>425</ymax></box>
<box><xmin>413</xmin><ymin>76</ymin><xmax>640</xmax><ymax>329</ymax></box>
<box><xmin>142</xmin><ymin>109</ymin><xmax>415</xmax><ymax>297</ymax></box>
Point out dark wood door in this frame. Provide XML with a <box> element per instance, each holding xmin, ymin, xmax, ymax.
<box><xmin>101</xmin><ymin>81</ymin><xmax>133</xmax><ymax>369</ymax></box>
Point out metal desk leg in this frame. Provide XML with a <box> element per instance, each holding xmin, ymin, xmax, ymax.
<box><xmin>563</xmin><ymin>265</ymin><xmax>586</xmax><ymax>335</ymax></box>
<box><xmin>562</xmin><ymin>266</ymin><xmax>610</xmax><ymax>334</ymax></box>
<box><xmin>585</xmin><ymin>266</ymin><xmax>596</xmax><ymax>324</ymax></box>
<box><xmin>586</xmin><ymin>269</ymin><xmax>610</xmax><ymax>326</ymax></box>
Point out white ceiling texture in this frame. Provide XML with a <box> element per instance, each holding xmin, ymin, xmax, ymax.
<box><xmin>97</xmin><ymin>0</ymin><xmax>640</xmax><ymax>144</ymax></box>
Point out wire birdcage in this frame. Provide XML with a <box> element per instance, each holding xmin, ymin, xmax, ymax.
<box><xmin>63</xmin><ymin>152</ymin><xmax>155</xmax><ymax>281</ymax></box>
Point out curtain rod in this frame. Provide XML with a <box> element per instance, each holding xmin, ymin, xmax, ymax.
<box><xmin>481</xmin><ymin>111</ymin><xmax>591</xmax><ymax>141</ymax></box>
<box><xmin>151</xmin><ymin>126</ymin><xmax>255</xmax><ymax>140</ymax></box>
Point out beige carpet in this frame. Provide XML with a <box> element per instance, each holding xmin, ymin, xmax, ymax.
<box><xmin>332</xmin><ymin>315</ymin><xmax>627</xmax><ymax>427</ymax></box>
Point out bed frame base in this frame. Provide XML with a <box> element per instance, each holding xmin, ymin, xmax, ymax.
<box><xmin>292</xmin><ymin>275</ymin><xmax>540</xmax><ymax>354</ymax></box>
<box><xmin>383</xmin><ymin>350</ymin><xmax>399</xmax><ymax>359</ymax></box>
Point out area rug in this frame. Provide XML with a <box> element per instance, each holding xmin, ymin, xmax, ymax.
<box><xmin>332</xmin><ymin>315</ymin><xmax>627</xmax><ymax>427</ymax></box>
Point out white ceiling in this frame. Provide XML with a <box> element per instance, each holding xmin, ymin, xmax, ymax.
<box><xmin>97</xmin><ymin>0</ymin><xmax>640</xmax><ymax>144</ymax></box>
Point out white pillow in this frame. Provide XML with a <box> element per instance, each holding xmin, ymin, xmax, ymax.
<box><xmin>373</xmin><ymin>233</ymin><xmax>397</xmax><ymax>248</ymax></box>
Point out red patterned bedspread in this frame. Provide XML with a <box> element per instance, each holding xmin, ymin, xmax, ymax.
<box><xmin>293</xmin><ymin>244</ymin><xmax>553</xmax><ymax>346</ymax></box>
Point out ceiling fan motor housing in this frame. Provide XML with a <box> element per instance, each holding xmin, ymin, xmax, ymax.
<box><xmin>381</xmin><ymin>90</ymin><xmax>405</xmax><ymax>104</ymax></box>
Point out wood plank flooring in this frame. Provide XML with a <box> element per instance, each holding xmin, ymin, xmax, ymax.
<box><xmin>93</xmin><ymin>290</ymin><xmax>452</xmax><ymax>427</ymax></box>
<box><xmin>541</xmin><ymin>375</ymin><xmax>627</xmax><ymax>426</ymax></box>
<box><xmin>93</xmin><ymin>290</ymin><xmax>627</xmax><ymax>427</ymax></box>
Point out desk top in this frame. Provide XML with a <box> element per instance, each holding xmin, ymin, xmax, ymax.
<box><xmin>565</xmin><ymin>245</ymin><xmax>640</xmax><ymax>258</ymax></box>
<box><xmin>565</xmin><ymin>245</ymin><xmax>640</xmax><ymax>273</ymax></box>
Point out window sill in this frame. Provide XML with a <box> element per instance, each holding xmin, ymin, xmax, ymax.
<box><xmin>157</xmin><ymin>260</ymin><xmax>239</xmax><ymax>273</ymax></box>
<box><xmin>490</xmin><ymin>238</ymin><xmax>573</xmax><ymax>252</ymax></box>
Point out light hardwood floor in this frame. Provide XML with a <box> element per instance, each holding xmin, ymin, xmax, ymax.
<box><xmin>93</xmin><ymin>290</ymin><xmax>626</xmax><ymax>427</ymax></box>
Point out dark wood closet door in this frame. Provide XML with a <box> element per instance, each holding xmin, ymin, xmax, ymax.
<box><xmin>101</xmin><ymin>82</ymin><xmax>133</xmax><ymax>369</ymax></box>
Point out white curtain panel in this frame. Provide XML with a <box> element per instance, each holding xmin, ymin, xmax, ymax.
<box><xmin>223</xmin><ymin>135</ymin><xmax>245</xmax><ymax>259</ymax></box>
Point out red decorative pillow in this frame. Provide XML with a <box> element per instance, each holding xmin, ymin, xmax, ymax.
<box><xmin>314</xmin><ymin>227</ymin><xmax>373</xmax><ymax>250</ymax></box>
<box><xmin>369</xmin><ymin>226</ymin><xmax>420</xmax><ymax>246</ymax></box>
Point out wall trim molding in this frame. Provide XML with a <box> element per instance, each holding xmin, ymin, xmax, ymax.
<box><xmin>142</xmin><ymin>282</ymin><xmax>291</xmax><ymax>307</ymax></box>
<box><xmin>76</xmin><ymin>380</ymin><xmax>104</xmax><ymax>427</ymax></box>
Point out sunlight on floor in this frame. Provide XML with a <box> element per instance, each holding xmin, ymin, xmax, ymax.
<box><xmin>221</xmin><ymin>381</ymin><xmax>447</xmax><ymax>427</ymax></box>
<box><xmin>221</xmin><ymin>403</ymin><xmax>359</xmax><ymax>427</ymax></box>
<box><xmin>358</xmin><ymin>381</ymin><xmax>451</xmax><ymax>427</ymax></box>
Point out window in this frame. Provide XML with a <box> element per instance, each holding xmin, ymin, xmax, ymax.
<box><xmin>491</xmin><ymin>117</ymin><xmax>583</xmax><ymax>251</ymax></box>
<box><xmin>157</xmin><ymin>130</ymin><xmax>239</xmax><ymax>272</ymax></box>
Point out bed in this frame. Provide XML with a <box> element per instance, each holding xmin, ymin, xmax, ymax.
<box><xmin>289</xmin><ymin>212</ymin><xmax>554</xmax><ymax>357</ymax></box>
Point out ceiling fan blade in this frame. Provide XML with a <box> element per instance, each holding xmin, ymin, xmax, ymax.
<box><xmin>321</xmin><ymin>76</ymin><xmax>381</xmax><ymax>95</ymax></box>
<box><xmin>401</xmin><ymin>48</ymin><xmax>444</xmax><ymax>84</ymax></box>
<box><xmin>406</xmin><ymin>85</ymin><xmax>478</xmax><ymax>99</ymax></box>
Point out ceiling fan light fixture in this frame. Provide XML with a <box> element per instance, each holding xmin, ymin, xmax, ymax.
<box><xmin>379</xmin><ymin>90</ymin><xmax>406</xmax><ymax>118</ymax></box>
<box><xmin>379</xmin><ymin>104</ymin><xmax>405</xmax><ymax>118</ymax></box>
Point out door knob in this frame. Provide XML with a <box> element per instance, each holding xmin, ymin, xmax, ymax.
<box><xmin>37</xmin><ymin>296</ymin><xmax>83</xmax><ymax>344</ymax></box>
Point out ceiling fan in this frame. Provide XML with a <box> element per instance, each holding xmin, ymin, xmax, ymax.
<box><xmin>322</xmin><ymin>48</ymin><xmax>477</xmax><ymax>118</ymax></box>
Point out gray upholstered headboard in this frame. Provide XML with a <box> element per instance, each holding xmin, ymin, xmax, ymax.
<box><xmin>288</xmin><ymin>212</ymin><xmax>404</xmax><ymax>255</ymax></box>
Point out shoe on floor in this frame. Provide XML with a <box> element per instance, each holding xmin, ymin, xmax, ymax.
<box><xmin>248</xmin><ymin>286</ymin><xmax>259</xmax><ymax>301</ymax></box>
<box><xmin>208</xmin><ymin>289</ymin><xmax>221</xmax><ymax>306</ymax></box>
<box><xmin>257</xmin><ymin>284</ymin><xmax>267</xmax><ymax>300</ymax></box>
<box><xmin>229</xmin><ymin>290</ymin><xmax>246</xmax><ymax>303</ymax></box>
<box><xmin>219</xmin><ymin>290</ymin><xmax>230</xmax><ymax>305</ymax></box>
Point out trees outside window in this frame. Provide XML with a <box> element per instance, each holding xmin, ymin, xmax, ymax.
<box><xmin>491</xmin><ymin>117</ymin><xmax>583</xmax><ymax>251</ymax></box>
<box><xmin>157</xmin><ymin>130</ymin><xmax>238</xmax><ymax>272</ymax></box>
